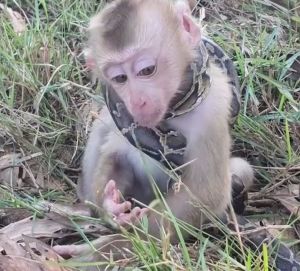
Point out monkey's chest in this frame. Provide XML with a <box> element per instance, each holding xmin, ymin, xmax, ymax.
<box><xmin>122</xmin><ymin>140</ymin><xmax>174</xmax><ymax>204</ymax></box>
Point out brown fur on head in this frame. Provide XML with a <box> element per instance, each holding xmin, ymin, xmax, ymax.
<box><xmin>98</xmin><ymin>0</ymin><xmax>138</xmax><ymax>51</ymax></box>
<box><xmin>87</xmin><ymin>0</ymin><xmax>201</xmax><ymax>127</ymax></box>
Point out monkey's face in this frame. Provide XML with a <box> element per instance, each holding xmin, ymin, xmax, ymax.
<box><xmin>102</xmin><ymin>46</ymin><xmax>186</xmax><ymax>128</ymax></box>
<box><xmin>88</xmin><ymin>0</ymin><xmax>201</xmax><ymax>128</ymax></box>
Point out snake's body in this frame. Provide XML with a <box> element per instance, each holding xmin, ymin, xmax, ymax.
<box><xmin>102</xmin><ymin>38</ymin><xmax>300</xmax><ymax>270</ymax></box>
<box><xmin>104</xmin><ymin>37</ymin><xmax>239</xmax><ymax>176</ymax></box>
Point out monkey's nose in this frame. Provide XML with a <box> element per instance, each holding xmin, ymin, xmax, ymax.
<box><xmin>139</xmin><ymin>101</ymin><xmax>146</xmax><ymax>108</ymax></box>
<box><xmin>132</xmin><ymin>98</ymin><xmax>147</xmax><ymax>109</ymax></box>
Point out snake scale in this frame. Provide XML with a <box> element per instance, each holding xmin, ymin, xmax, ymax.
<box><xmin>102</xmin><ymin>38</ymin><xmax>300</xmax><ymax>270</ymax></box>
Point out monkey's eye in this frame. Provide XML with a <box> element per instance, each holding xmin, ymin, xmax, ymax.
<box><xmin>137</xmin><ymin>65</ymin><xmax>156</xmax><ymax>77</ymax></box>
<box><xmin>112</xmin><ymin>74</ymin><xmax>127</xmax><ymax>84</ymax></box>
<box><xmin>106</xmin><ymin>65</ymin><xmax>127</xmax><ymax>84</ymax></box>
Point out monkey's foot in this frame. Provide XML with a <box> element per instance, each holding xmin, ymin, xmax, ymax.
<box><xmin>103</xmin><ymin>180</ymin><xmax>148</xmax><ymax>226</ymax></box>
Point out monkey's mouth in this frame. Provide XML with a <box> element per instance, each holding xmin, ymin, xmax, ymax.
<box><xmin>134</xmin><ymin>110</ymin><xmax>163</xmax><ymax>128</ymax></box>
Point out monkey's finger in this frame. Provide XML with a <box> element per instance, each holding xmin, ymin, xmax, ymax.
<box><xmin>131</xmin><ymin>206</ymin><xmax>141</xmax><ymax>216</ymax></box>
<box><xmin>116</xmin><ymin>207</ymin><xmax>141</xmax><ymax>225</ymax></box>
<box><xmin>104</xmin><ymin>179</ymin><xmax>122</xmax><ymax>204</ymax></box>
<box><xmin>112</xmin><ymin>188</ymin><xmax>121</xmax><ymax>203</ymax></box>
<box><xmin>139</xmin><ymin>208</ymin><xmax>149</xmax><ymax>218</ymax></box>
<box><xmin>133</xmin><ymin>207</ymin><xmax>149</xmax><ymax>224</ymax></box>
<box><xmin>115</xmin><ymin>213</ymin><xmax>133</xmax><ymax>225</ymax></box>
<box><xmin>131</xmin><ymin>207</ymin><xmax>146</xmax><ymax>224</ymax></box>
<box><xmin>112</xmin><ymin>200</ymin><xmax>132</xmax><ymax>216</ymax></box>
<box><xmin>104</xmin><ymin>179</ymin><xmax>116</xmax><ymax>198</ymax></box>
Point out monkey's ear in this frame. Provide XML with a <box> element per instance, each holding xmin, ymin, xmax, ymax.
<box><xmin>84</xmin><ymin>48</ymin><xmax>96</xmax><ymax>71</ymax></box>
<box><xmin>84</xmin><ymin>48</ymin><xmax>99</xmax><ymax>83</ymax></box>
<box><xmin>175</xmin><ymin>1</ymin><xmax>201</xmax><ymax>47</ymax></box>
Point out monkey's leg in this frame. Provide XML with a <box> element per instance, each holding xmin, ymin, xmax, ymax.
<box><xmin>143</xmin><ymin>157</ymin><xmax>254</xmax><ymax>238</ymax></box>
<box><xmin>230</xmin><ymin>157</ymin><xmax>253</xmax><ymax>189</ymax></box>
<box><xmin>230</xmin><ymin>157</ymin><xmax>254</xmax><ymax>215</ymax></box>
<box><xmin>142</xmin><ymin>186</ymin><xmax>202</xmax><ymax>242</ymax></box>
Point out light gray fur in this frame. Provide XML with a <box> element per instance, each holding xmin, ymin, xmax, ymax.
<box><xmin>79</xmin><ymin>0</ymin><xmax>253</xmax><ymax>244</ymax></box>
<box><xmin>79</xmin><ymin>108</ymin><xmax>171</xmax><ymax>206</ymax></box>
<box><xmin>79</xmin><ymin>62</ymin><xmax>254</xmax><ymax>239</ymax></box>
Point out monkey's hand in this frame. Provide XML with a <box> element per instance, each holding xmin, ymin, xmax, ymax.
<box><xmin>103</xmin><ymin>180</ymin><xmax>148</xmax><ymax>226</ymax></box>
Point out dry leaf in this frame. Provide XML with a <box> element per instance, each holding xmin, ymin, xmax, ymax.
<box><xmin>23</xmin><ymin>236</ymin><xmax>72</xmax><ymax>271</ymax></box>
<box><xmin>273</xmin><ymin>184</ymin><xmax>300</xmax><ymax>217</ymax></box>
<box><xmin>260</xmin><ymin>219</ymin><xmax>296</xmax><ymax>242</ymax></box>
<box><xmin>0</xmin><ymin>153</ymin><xmax>23</xmax><ymax>187</ymax></box>
<box><xmin>0</xmin><ymin>234</ymin><xmax>26</xmax><ymax>256</ymax></box>
<box><xmin>34</xmin><ymin>200</ymin><xmax>91</xmax><ymax>217</ymax></box>
<box><xmin>0</xmin><ymin>255</ymin><xmax>43</xmax><ymax>271</ymax></box>
<box><xmin>0</xmin><ymin>234</ymin><xmax>40</xmax><ymax>271</ymax></box>
<box><xmin>0</xmin><ymin>206</ymin><xmax>118</xmax><ymax>270</ymax></box>
<box><xmin>0</xmin><ymin>234</ymin><xmax>71</xmax><ymax>271</ymax></box>
<box><xmin>0</xmin><ymin>216</ymin><xmax>65</xmax><ymax>242</ymax></box>
<box><xmin>0</xmin><ymin>208</ymin><xmax>32</xmax><ymax>227</ymax></box>
<box><xmin>24</xmin><ymin>161</ymin><xmax>68</xmax><ymax>190</ymax></box>
<box><xmin>0</xmin><ymin>201</ymin><xmax>131</xmax><ymax>270</ymax></box>
<box><xmin>35</xmin><ymin>165</ymin><xmax>47</xmax><ymax>188</ymax></box>
<box><xmin>0</xmin><ymin>4</ymin><xmax>26</xmax><ymax>33</ymax></box>
<box><xmin>0</xmin><ymin>202</ymin><xmax>109</xmax><ymax>242</ymax></box>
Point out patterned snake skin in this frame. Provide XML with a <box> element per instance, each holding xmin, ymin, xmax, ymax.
<box><xmin>102</xmin><ymin>38</ymin><xmax>300</xmax><ymax>270</ymax></box>
<box><xmin>103</xmin><ymin>38</ymin><xmax>239</xmax><ymax>175</ymax></box>
<box><xmin>103</xmin><ymin>40</ymin><xmax>210</xmax><ymax>175</ymax></box>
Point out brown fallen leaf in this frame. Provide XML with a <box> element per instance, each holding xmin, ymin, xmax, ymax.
<box><xmin>53</xmin><ymin>234</ymin><xmax>138</xmax><ymax>271</ymax></box>
<box><xmin>0</xmin><ymin>153</ymin><xmax>23</xmax><ymax>187</ymax></box>
<box><xmin>0</xmin><ymin>234</ymin><xmax>71</xmax><ymax>271</ymax></box>
<box><xmin>0</xmin><ymin>201</ymin><xmax>111</xmax><ymax>242</ymax></box>
<box><xmin>0</xmin><ymin>255</ymin><xmax>43</xmax><ymax>271</ymax></box>
<box><xmin>0</xmin><ymin>208</ymin><xmax>32</xmax><ymax>227</ymax></box>
<box><xmin>0</xmin><ymin>201</ymin><xmax>136</xmax><ymax>270</ymax></box>
<box><xmin>260</xmin><ymin>218</ymin><xmax>295</xmax><ymax>239</ymax></box>
<box><xmin>0</xmin><ymin>234</ymin><xmax>40</xmax><ymax>271</ymax></box>
<box><xmin>0</xmin><ymin>4</ymin><xmax>26</xmax><ymax>33</ymax></box>
<box><xmin>34</xmin><ymin>200</ymin><xmax>91</xmax><ymax>217</ymax></box>
<box><xmin>23</xmin><ymin>236</ymin><xmax>73</xmax><ymax>271</ymax></box>
<box><xmin>0</xmin><ymin>216</ymin><xmax>65</xmax><ymax>242</ymax></box>
<box><xmin>0</xmin><ymin>233</ymin><xmax>26</xmax><ymax>256</ymax></box>
<box><xmin>273</xmin><ymin>184</ymin><xmax>300</xmax><ymax>217</ymax></box>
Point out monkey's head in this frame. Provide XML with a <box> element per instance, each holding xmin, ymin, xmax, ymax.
<box><xmin>88</xmin><ymin>0</ymin><xmax>201</xmax><ymax>128</ymax></box>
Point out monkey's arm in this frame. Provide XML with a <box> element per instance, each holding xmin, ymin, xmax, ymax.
<box><xmin>144</xmin><ymin>63</ymin><xmax>234</xmax><ymax>239</ymax></box>
<box><xmin>79</xmin><ymin>109</ymin><xmax>148</xmax><ymax>225</ymax></box>
<box><xmin>146</xmin><ymin>139</ymin><xmax>231</xmax><ymax>240</ymax></box>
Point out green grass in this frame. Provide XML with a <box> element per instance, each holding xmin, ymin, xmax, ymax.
<box><xmin>0</xmin><ymin>0</ymin><xmax>299</xmax><ymax>270</ymax></box>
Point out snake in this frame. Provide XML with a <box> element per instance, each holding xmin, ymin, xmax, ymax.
<box><xmin>103</xmin><ymin>37</ymin><xmax>240</xmax><ymax>176</ymax></box>
<box><xmin>101</xmin><ymin>38</ymin><xmax>300</xmax><ymax>270</ymax></box>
